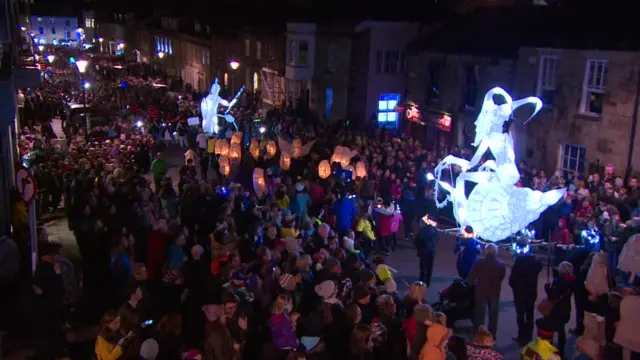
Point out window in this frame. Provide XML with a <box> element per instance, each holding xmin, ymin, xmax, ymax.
<box><xmin>85</xmin><ymin>18</ymin><xmax>94</xmax><ymax>28</ymax></box>
<box><xmin>64</xmin><ymin>30</ymin><xmax>70</xmax><ymax>39</ymax></box>
<box><xmin>206</xmin><ymin>25</ymin><xmax>210</xmax><ymax>34</ymax></box>
<box><xmin>299</xmin><ymin>40</ymin><xmax>309</xmax><ymax>66</ymax></box>
<box><xmin>383</xmin><ymin>51</ymin><xmax>399</xmax><ymax>74</ymax></box>
<box><xmin>581</xmin><ymin>59</ymin><xmax>607</xmax><ymax>116</ymax></box>
<box><xmin>37</xmin><ymin>17</ymin><xmax>42</xmax><ymax>24</ymax></box>
<box><xmin>288</xmin><ymin>39</ymin><xmax>297</xmax><ymax>65</ymax></box>
<box><xmin>65</xmin><ymin>19</ymin><xmax>70</xmax><ymax>27</ymax></box>
<box><xmin>464</xmin><ymin>65</ymin><xmax>478</xmax><ymax>109</ymax></box>
<box><xmin>325</xmin><ymin>88</ymin><xmax>333</xmax><ymax>118</ymax></box>
<box><xmin>244</xmin><ymin>39</ymin><xmax>251</xmax><ymax>57</ymax></box>
<box><xmin>426</xmin><ymin>60</ymin><xmax>442</xmax><ymax>102</ymax></box>
<box><xmin>202</xmin><ymin>49</ymin><xmax>210</xmax><ymax>65</ymax></box>
<box><xmin>537</xmin><ymin>56</ymin><xmax>558</xmax><ymax>107</ymax></box>
<box><xmin>38</xmin><ymin>27</ymin><xmax>44</xmax><ymax>35</ymax></box>
<box><xmin>224</xmin><ymin>73</ymin><xmax>229</xmax><ymax>86</ymax></box>
<box><xmin>253</xmin><ymin>72</ymin><xmax>259</xmax><ymax>91</ymax></box>
<box><xmin>327</xmin><ymin>43</ymin><xmax>336</xmax><ymax>72</ymax></box>
<box><xmin>256</xmin><ymin>41</ymin><xmax>262</xmax><ymax>60</ymax></box>
<box><xmin>558</xmin><ymin>144</ymin><xmax>586</xmax><ymax>175</ymax></box>
<box><xmin>51</xmin><ymin>27</ymin><xmax>55</xmax><ymax>34</ymax></box>
<box><xmin>399</xmin><ymin>51</ymin><xmax>406</xmax><ymax>73</ymax></box>
<box><xmin>375</xmin><ymin>51</ymin><xmax>383</xmax><ymax>74</ymax></box>
<box><xmin>377</xmin><ymin>93</ymin><xmax>400</xmax><ymax>124</ymax></box>
<box><xmin>195</xmin><ymin>22</ymin><xmax>201</xmax><ymax>33</ymax></box>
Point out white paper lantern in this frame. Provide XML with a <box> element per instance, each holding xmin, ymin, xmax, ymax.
<box><xmin>219</xmin><ymin>155</ymin><xmax>230</xmax><ymax>176</ymax></box>
<box><xmin>231</xmin><ymin>132</ymin><xmax>243</xmax><ymax>145</ymax></box>
<box><xmin>355</xmin><ymin>161</ymin><xmax>367</xmax><ymax>179</ymax></box>
<box><xmin>318</xmin><ymin>160</ymin><xmax>331</xmax><ymax>179</ymax></box>
<box><xmin>253</xmin><ymin>168</ymin><xmax>267</xmax><ymax>197</ymax></box>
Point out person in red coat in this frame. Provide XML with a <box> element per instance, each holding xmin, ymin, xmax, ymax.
<box><xmin>146</xmin><ymin>220</ymin><xmax>168</xmax><ymax>280</ymax></box>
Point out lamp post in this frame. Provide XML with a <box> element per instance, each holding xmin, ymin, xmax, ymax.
<box><xmin>76</xmin><ymin>59</ymin><xmax>89</xmax><ymax>138</ymax></box>
<box><xmin>37</xmin><ymin>45</ymin><xmax>44</xmax><ymax>52</ymax></box>
<box><xmin>98</xmin><ymin>37</ymin><xmax>104</xmax><ymax>52</ymax></box>
<box><xmin>46</xmin><ymin>54</ymin><xmax>55</xmax><ymax>63</ymax></box>
<box><xmin>229</xmin><ymin>60</ymin><xmax>239</xmax><ymax>94</ymax></box>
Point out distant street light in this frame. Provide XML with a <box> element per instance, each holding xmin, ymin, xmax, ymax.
<box><xmin>83</xmin><ymin>82</ymin><xmax>91</xmax><ymax>89</ymax></box>
<box><xmin>157</xmin><ymin>51</ymin><xmax>165</xmax><ymax>59</ymax></box>
<box><xmin>229</xmin><ymin>60</ymin><xmax>240</xmax><ymax>94</ymax></box>
<box><xmin>37</xmin><ymin>45</ymin><xmax>44</xmax><ymax>52</ymax></box>
<box><xmin>47</xmin><ymin>54</ymin><xmax>55</xmax><ymax>63</ymax></box>
<box><xmin>76</xmin><ymin>59</ymin><xmax>90</xmax><ymax>137</ymax></box>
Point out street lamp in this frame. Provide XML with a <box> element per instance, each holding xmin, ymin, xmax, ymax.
<box><xmin>37</xmin><ymin>45</ymin><xmax>44</xmax><ymax>52</ymax></box>
<box><xmin>47</xmin><ymin>54</ymin><xmax>55</xmax><ymax>63</ymax></box>
<box><xmin>157</xmin><ymin>51</ymin><xmax>165</xmax><ymax>59</ymax></box>
<box><xmin>98</xmin><ymin>37</ymin><xmax>104</xmax><ymax>52</ymax></box>
<box><xmin>229</xmin><ymin>60</ymin><xmax>240</xmax><ymax>94</ymax></box>
<box><xmin>83</xmin><ymin>82</ymin><xmax>90</xmax><ymax>89</ymax></box>
<box><xmin>76</xmin><ymin>60</ymin><xmax>90</xmax><ymax>137</ymax></box>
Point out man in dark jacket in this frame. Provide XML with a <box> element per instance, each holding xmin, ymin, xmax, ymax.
<box><xmin>416</xmin><ymin>216</ymin><xmax>438</xmax><ymax>287</ymax></box>
<box><xmin>509</xmin><ymin>245</ymin><xmax>542</xmax><ymax>345</ymax></box>
<box><xmin>467</xmin><ymin>243</ymin><xmax>506</xmax><ymax>337</ymax></box>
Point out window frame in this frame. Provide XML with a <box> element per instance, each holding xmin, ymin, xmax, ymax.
<box><xmin>580</xmin><ymin>59</ymin><xmax>608</xmax><ymax>117</ymax></box>
<box><xmin>464</xmin><ymin>65</ymin><xmax>479</xmax><ymax>109</ymax></box>
<box><xmin>557</xmin><ymin>143</ymin><xmax>586</xmax><ymax>175</ymax></box>
<box><xmin>244</xmin><ymin>39</ymin><xmax>251</xmax><ymax>57</ymax></box>
<box><xmin>377</xmin><ymin>93</ymin><xmax>400</xmax><ymax>125</ymax></box>
<box><xmin>536</xmin><ymin>55</ymin><xmax>558</xmax><ymax>107</ymax></box>
<box><xmin>256</xmin><ymin>41</ymin><xmax>262</xmax><ymax>60</ymax></box>
<box><xmin>375</xmin><ymin>50</ymin><xmax>383</xmax><ymax>74</ymax></box>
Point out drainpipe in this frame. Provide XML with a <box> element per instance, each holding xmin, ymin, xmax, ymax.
<box><xmin>625</xmin><ymin>63</ymin><xmax>640</xmax><ymax>181</ymax></box>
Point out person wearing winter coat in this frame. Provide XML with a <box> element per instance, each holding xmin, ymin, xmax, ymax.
<box><xmin>584</xmin><ymin>251</ymin><xmax>614</xmax><ymax>316</ymax></box>
<box><xmin>509</xmin><ymin>247</ymin><xmax>542</xmax><ymax>345</ymax></box>
<box><xmin>454</xmin><ymin>228</ymin><xmax>481</xmax><ymax>279</ymax></box>
<box><xmin>290</xmin><ymin>182</ymin><xmax>311</xmax><ymax>219</ymax></box>
<box><xmin>374</xmin><ymin>200</ymin><xmax>396</xmax><ymax>255</ymax></box>
<box><xmin>268</xmin><ymin>295</ymin><xmax>298</xmax><ymax>350</ymax></box>
<box><xmin>465</xmin><ymin>326</ymin><xmax>502</xmax><ymax>360</ymax></box>
<box><xmin>543</xmin><ymin>261</ymin><xmax>576</xmax><ymax>358</ymax></box>
<box><xmin>418</xmin><ymin>321</ymin><xmax>452</xmax><ymax>360</ymax></box>
<box><xmin>416</xmin><ymin>218</ymin><xmax>438</xmax><ymax>287</ymax></box>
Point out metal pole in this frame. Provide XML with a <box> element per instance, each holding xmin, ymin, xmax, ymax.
<box><xmin>232</xmin><ymin>71</ymin><xmax>236</xmax><ymax>95</ymax></box>
<box><xmin>28</xmin><ymin>199</ymin><xmax>37</xmax><ymax>275</ymax></box>
<box><xmin>83</xmin><ymin>86</ymin><xmax>88</xmax><ymax>138</ymax></box>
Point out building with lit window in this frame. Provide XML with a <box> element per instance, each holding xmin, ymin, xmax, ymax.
<box><xmin>29</xmin><ymin>15</ymin><xmax>79</xmax><ymax>46</ymax></box>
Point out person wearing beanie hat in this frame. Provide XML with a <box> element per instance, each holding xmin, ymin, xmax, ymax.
<box><xmin>183</xmin><ymin>349</ymin><xmax>202</xmax><ymax>360</ymax></box>
<box><xmin>521</xmin><ymin>318</ymin><xmax>561</xmax><ymax>360</ymax></box>
<box><xmin>279</xmin><ymin>273</ymin><xmax>297</xmax><ymax>292</ymax></box>
<box><xmin>353</xmin><ymin>284</ymin><xmax>374</xmax><ymax>325</ymax></box>
<box><xmin>140</xmin><ymin>338</ymin><xmax>159</xmax><ymax>360</ymax></box>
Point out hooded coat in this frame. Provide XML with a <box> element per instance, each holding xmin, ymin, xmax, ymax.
<box><xmin>419</xmin><ymin>323</ymin><xmax>450</xmax><ymax>360</ymax></box>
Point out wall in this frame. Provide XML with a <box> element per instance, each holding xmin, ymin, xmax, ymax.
<box><xmin>347</xmin><ymin>28</ymin><xmax>371</xmax><ymax>125</ymax></box>
<box><xmin>405</xmin><ymin>51</ymin><xmax>514</xmax><ymax>149</ymax></box>
<box><xmin>361</xmin><ymin>21</ymin><xmax>420</xmax><ymax>126</ymax></box>
<box><xmin>514</xmin><ymin>48</ymin><xmax>640</xmax><ymax>174</ymax></box>
<box><xmin>312</xmin><ymin>34</ymin><xmax>352</xmax><ymax>120</ymax></box>
<box><xmin>30</xmin><ymin>15</ymin><xmax>78</xmax><ymax>45</ymax></box>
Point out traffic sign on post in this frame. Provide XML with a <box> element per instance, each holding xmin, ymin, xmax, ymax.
<box><xmin>15</xmin><ymin>167</ymin><xmax>37</xmax><ymax>204</ymax></box>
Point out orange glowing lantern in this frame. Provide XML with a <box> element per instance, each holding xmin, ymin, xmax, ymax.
<box><xmin>318</xmin><ymin>160</ymin><xmax>331</xmax><ymax>179</ymax></box>
<box><xmin>292</xmin><ymin>138</ymin><xmax>303</xmax><ymax>158</ymax></box>
<box><xmin>355</xmin><ymin>161</ymin><xmax>367</xmax><ymax>179</ymax></box>
<box><xmin>249</xmin><ymin>138</ymin><xmax>260</xmax><ymax>160</ymax></box>
<box><xmin>280</xmin><ymin>152</ymin><xmax>291</xmax><ymax>170</ymax></box>
<box><xmin>229</xmin><ymin>143</ymin><xmax>242</xmax><ymax>160</ymax></box>
<box><xmin>219</xmin><ymin>156</ymin><xmax>230</xmax><ymax>177</ymax></box>
<box><xmin>231</xmin><ymin>132</ymin><xmax>243</xmax><ymax>145</ymax></box>
<box><xmin>253</xmin><ymin>168</ymin><xmax>267</xmax><ymax>197</ymax></box>
<box><xmin>214</xmin><ymin>139</ymin><xmax>229</xmax><ymax>156</ymax></box>
<box><xmin>266</xmin><ymin>140</ymin><xmax>277</xmax><ymax>158</ymax></box>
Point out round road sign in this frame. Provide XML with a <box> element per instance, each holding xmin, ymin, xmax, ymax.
<box><xmin>15</xmin><ymin>167</ymin><xmax>38</xmax><ymax>204</ymax></box>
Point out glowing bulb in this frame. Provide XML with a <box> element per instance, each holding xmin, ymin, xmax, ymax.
<box><xmin>37</xmin><ymin>45</ymin><xmax>44</xmax><ymax>52</ymax></box>
<box><xmin>426</xmin><ymin>172</ymin><xmax>435</xmax><ymax>181</ymax></box>
<box><xmin>47</xmin><ymin>54</ymin><xmax>55</xmax><ymax>63</ymax></box>
<box><xmin>136</xmin><ymin>121</ymin><xmax>143</xmax><ymax>127</ymax></box>
<box><xmin>259</xmin><ymin>127</ymin><xmax>266</xmax><ymax>134</ymax></box>
<box><xmin>229</xmin><ymin>60</ymin><xmax>240</xmax><ymax>70</ymax></box>
<box><xmin>83</xmin><ymin>82</ymin><xmax>90</xmax><ymax>89</ymax></box>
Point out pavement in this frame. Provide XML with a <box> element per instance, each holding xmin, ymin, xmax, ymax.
<box><xmin>38</xmin><ymin>143</ymin><xmax>579</xmax><ymax>360</ymax></box>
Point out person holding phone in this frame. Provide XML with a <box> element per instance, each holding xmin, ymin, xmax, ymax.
<box><xmin>95</xmin><ymin>311</ymin><xmax>132</xmax><ymax>360</ymax></box>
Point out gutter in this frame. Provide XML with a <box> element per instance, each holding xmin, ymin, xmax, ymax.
<box><xmin>625</xmin><ymin>62</ymin><xmax>640</xmax><ymax>180</ymax></box>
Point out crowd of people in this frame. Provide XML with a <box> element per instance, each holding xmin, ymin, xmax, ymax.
<box><xmin>4</xmin><ymin>55</ymin><xmax>640</xmax><ymax>360</ymax></box>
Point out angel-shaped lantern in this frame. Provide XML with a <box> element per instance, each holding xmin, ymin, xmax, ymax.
<box><xmin>253</xmin><ymin>168</ymin><xmax>267</xmax><ymax>198</ymax></box>
<box><xmin>331</xmin><ymin>145</ymin><xmax>357</xmax><ymax>169</ymax></box>
<box><xmin>249</xmin><ymin>138</ymin><xmax>260</xmax><ymax>160</ymax></box>
<box><xmin>219</xmin><ymin>155</ymin><xmax>230</xmax><ymax>177</ymax></box>
<box><xmin>318</xmin><ymin>160</ymin><xmax>331</xmax><ymax>179</ymax></box>
<box><xmin>278</xmin><ymin>136</ymin><xmax>316</xmax><ymax>160</ymax></box>
<box><xmin>214</xmin><ymin>139</ymin><xmax>229</xmax><ymax>156</ymax></box>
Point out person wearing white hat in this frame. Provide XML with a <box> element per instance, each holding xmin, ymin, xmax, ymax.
<box><xmin>140</xmin><ymin>338</ymin><xmax>159</xmax><ymax>360</ymax></box>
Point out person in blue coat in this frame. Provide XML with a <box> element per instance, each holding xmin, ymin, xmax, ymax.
<box><xmin>330</xmin><ymin>190</ymin><xmax>357</xmax><ymax>235</ymax></box>
<box><xmin>454</xmin><ymin>226</ymin><xmax>481</xmax><ymax>279</ymax></box>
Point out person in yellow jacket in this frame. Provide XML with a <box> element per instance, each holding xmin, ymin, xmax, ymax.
<box><xmin>521</xmin><ymin>318</ymin><xmax>561</xmax><ymax>360</ymax></box>
<box><xmin>95</xmin><ymin>311</ymin><xmax>131</xmax><ymax>360</ymax></box>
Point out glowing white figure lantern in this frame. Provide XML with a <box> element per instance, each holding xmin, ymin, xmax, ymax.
<box><xmin>253</xmin><ymin>168</ymin><xmax>267</xmax><ymax>197</ymax></box>
<box><xmin>280</xmin><ymin>152</ymin><xmax>291</xmax><ymax>170</ymax></box>
<box><xmin>231</xmin><ymin>132</ymin><xmax>243</xmax><ymax>145</ymax></box>
<box><xmin>331</xmin><ymin>146</ymin><xmax>354</xmax><ymax>169</ymax></box>
<box><xmin>215</xmin><ymin>139</ymin><xmax>229</xmax><ymax>156</ymax></box>
<box><xmin>433</xmin><ymin>87</ymin><xmax>565</xmax><ymax>241</ymax></box>
<box><xmin>266</xmin><ymin>141</ymin><xmax>277</xmax><ymax>158</ymax></box>
<box><xmin>318</xmin><ymin>160</ymin><xmax>331</xmax><ymax>179</ymax></box>
<box><xmin>229</xmin><ymin>143</ymin><xmax>242</xmax><ymax>160</ymax></box>
<box><xmin>355</xmin><ymin>161</ymin><xmax>367</xmax><ymax>179</ymax></box>
<box><xmin>249</xmin><ymin>138</ymin><xmax>260</xmax><ymax>160</ymax></box>
<box><xmin>219</xmin><ymin>156</ymin><xmax>230</xmax><ymax>176</ymax></box>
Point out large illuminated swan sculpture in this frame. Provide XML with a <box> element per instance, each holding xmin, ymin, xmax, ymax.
<box><xmin>433</xmin><ymin>87</ymin><xmax>566</xmax><ymax>242</ymax></box>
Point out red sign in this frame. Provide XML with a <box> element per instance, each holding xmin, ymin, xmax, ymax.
<box><xmin>15</xmin><ymin>167</ymin><xmax>38</xmax><ymax>204</ymax></box>
<box><xmin>437</xmin><ymin>114</ymin><xmax>452</xmax><ymax>132</ymax></box>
